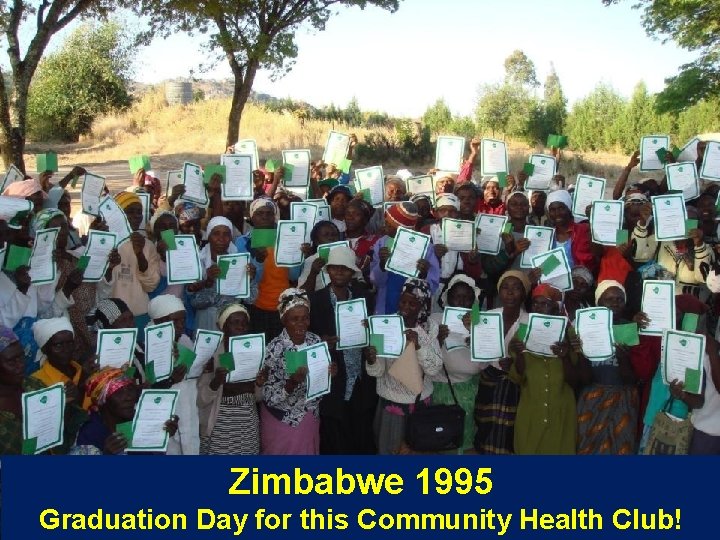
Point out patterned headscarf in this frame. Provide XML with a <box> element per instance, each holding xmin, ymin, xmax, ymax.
<box><xmin>399</xmin><ymin>278</ymin><xmax>432</xmax><ymax>325</ymax></box>
<box><xmin>277</xmin><ymin>288</ymin><xmax>311</xmax><ymax>318</ymax></box>
<box><xmin>0</xmin><ymin>326</ymin><xmax>19</xmax><ymax>353</ymax></box>
<box><xmin>30</xmin><ymin>208</ymin><xmax>65</xmax><ymax>237</ymax></box>
<box><xmin>92</xmin><ymin>298</ymin><xmax>131</xmax><ymax>330</ymax></box>
<box><xmin>84</xmin><ymin>367</ymin><xmax>135</xmax><ymax>411</ymax></box>
<box><xmin>249</xmin><ymin>197</ymin><xmax>277</xmax><ymax>217</ymax></box>
<box><xmin>114</xmin><ymin>191</ymin><xmax>141</xmax><ymax>210</ymax></box>
<box><xmin>175</xmin><ymin>201</ymin><xmax>202</xmax><ymax>224</ymax></box>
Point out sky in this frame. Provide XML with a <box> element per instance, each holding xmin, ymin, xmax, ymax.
<box><xmin>45</xmin><ymin>0</ymin><xmax>701</xmax><ymax>118</ymax></box>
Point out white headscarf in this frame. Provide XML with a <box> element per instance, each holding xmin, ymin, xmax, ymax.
<box><xmin>545</xmin><ymin>189</ymin><xmax>573</xmax><ymax>211</ymax></box>
<box><xmin>199</xmin><ymin>216</ymin><xmax>238</xmax><ymax>270</ymax></box>
<box><xmin>148</xmin><ymin>294</ymin><xmax>185</xmax><ymax>322</ymax></box>
<box><xmin>32</xmin><ymin>317</ymin><xmax>74</xmax><ymax>365</ymax></box>
<box><xmin>595</xmin><ymin>280</ymin><xmax>626</xmax><ymax>304</ymax></box>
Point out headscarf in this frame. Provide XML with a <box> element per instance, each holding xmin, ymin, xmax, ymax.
<box><xmin>545</xmin><ymin>189</ymin><xmax>573</xmax><ymax>211</ymax></box>
<box><xmin>175</xmin><ymin>201</ymin><xmax>202</xmax><ymax>224</ymax></box>
<box><xmin>435</xmin><ymin>193</ymin><xmax>460</xmax><ymax>210</ymax></box>
<box><xmin>2</xmin><ymin>179</ymin><xmax>46</xmax><ymax>199</ymax></box>
<box><xmin>327</xmin><ymin>185</ymin><xmax>352</xmax><ymax>202</ymax></box>
<box><xmin>385</xmin><ymin>201</ymin><xmax>418</xmax><ymax>229</ymax></box>
<box><xmin>0</xmin><ymin>326</ymin><xmax>19</xmax><ymax>353</ymax></box>
<box><xmin>497</xmin><ymin>270</ymin><xmax>531</xmax><ymax>296</ymax></box>
<box><xmin>44</xmin><ymin>186</ymin><xmax>66</xmax><ymax>210</ymax></box>
<box><xmin>217</xmin><ymin>303</ymin><xmax>250</xmax><ymax>331</ymax></box>
<box><xmin>480</xmin><ymin>175</ymin><xmax>500</xmax><ymax>189</ymax></box>
<box><xmin>410</xmin><ymin>193</ymin><xmax>431</xmax><ymax>205</ymax></box>
<box><xmin>532</xmin><ymin>284</ymin><xmax>563</xmax><ymax>303</ymax></box>
<box><xmin>277</xmin><ymin>288</ymin><xmax>310</xmax><ymax>318</ymax></box>
<box><xmin>92</xmin><ymin>298</ymin><xmax>130</xmax><ymax>331</ymax></box>
<box><xmin>30</xmin><ymin>208</ymin><xmax>65</xmax><ymax>237</ymax></box>
<box><xmin>249</xmin><ymin>197</ymin><xmax>277</xmax><ymax>218</ymax></box>
<box><xmin>594</xmin><ymin>280</ymin><xmax>626</xmax><ymax>304</ymax></box>
<box><xmin>399</xmin><ymin>278</ymin><xmax>432</xmax><ymax>325</ymax></box>
<box><xmin>114</xmin><ymin>191</ymin><xmax>141</xmax><ymax>210</ymax></box>
<box><xmin>199</xmin><ymin>216</ymin><xmax>237</xmax><ymax>268</ymax></box>
<box><xmin>440</xmin><ymin>274</ymin><xmax>481</xmax><ymax>308</ymax></box>
<box><xmin>204</xmin><ymin>216</ymin><xmax>234</xmax><ymax>240</ymax></box>
<box><xmin>33</xmin><ymin>317</ymin><xmax>74</xmax><ymax>351</ymax></box>
<box><xmin>572</xmin><ymin>265</ymin><xmax>595</xmax><ymax>287</ymax></box>
<box><xmin>148</xmin><ymin>295</ymin><xmax>185</xmax><ymax>322</ymax></box>
<box><xmin>149</xmin><ymin>210</ymin><xmax>176</xmax><ymax>234</ymax></box>
<box><xmin>84</xmin><ymin>367</ymin><xmax>135</xmax><ymax>411</ymax></box>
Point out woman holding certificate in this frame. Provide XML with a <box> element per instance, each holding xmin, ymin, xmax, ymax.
<box><xmin>476</xmin><ymin>177</ymin><xmax>506</xmax><ymax>216</ymax></box>
<box><xmin>344</xmin><ymin>198</ymin><xmax>381</xmax><ymax>281</ymax></box>
<box><xmin>545</xmin><ymin>190</ymin><xmax>597</xmax><ymax>274</ymax></box>
<box><xmin>366</xmin><ymin>278</ymin><xmax>442</xmax><ymax>455</ymax></box>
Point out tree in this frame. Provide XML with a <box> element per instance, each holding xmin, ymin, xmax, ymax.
<box><xmin>143</xmin><ymin>0</ymin><xmax>401</xmax><ymax>149</ymax></box>
<box><xmin>27</xmin><ymin>21</ymin><xmax>135</xmax><ymax>141</ymax></box>
<box><xmin>343</xmin><ymin>96</ymin><xmax>362</xmax><ymax>127</ymax></box>
<box><xmin>565</xmin><ymin>83</ymin><xmax>626</xmax><ymax>151</ymax></box>
<box><xmin>0</xmin><ymin>1</ymin><xmax>127</xmax><ymax>171</ymax></box>
<box><xmin>422</xmin><ymin>98</ymin><xmax>452</xmax><ymax>135</ymax></box>
<box><xmin>504</xmin><ymin>49</ymin><xmax>538</xmax><ymax>89</ymax></box>
<box><xmin>475</xmin><ymin>83</ymin><xmax>513</xmax><ymax>136</ymax></box>
<box><xmin>543</xmin><ymin>64</ymin><xmax>567</xmax><ymax>136</ymax></box>
<box><xmin>603</xmin><ymin>0</ymin><xmax>720</xmax><ymax>112</ymax></box>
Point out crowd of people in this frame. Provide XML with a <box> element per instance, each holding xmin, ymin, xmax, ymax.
<box><xmin>0</xmin><ymin>135</ymin><xmax>719</xmax><ymax>455</ymax></box>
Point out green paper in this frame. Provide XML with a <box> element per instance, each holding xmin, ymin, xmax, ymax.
<box><xmin>203</xmin><ymin>165</ymin><xmax>226</xmax><ymax>184</ymax></box>
<box><xmin>547</xmin><ymin>134</ymin><xmax>568</xmax><ymax>149</ymax></box>
<box><xmin>21</xmin><ymin>437</ymin><xmax>37</xmax><ymax>455</ymax></box>
<box><xmin>124</xmin><ymin>365</ymin><xmax>137</xmax><ymax>379</ymax></box>
<box><xmin>369</xmin><ymin>333</ymin><xmax>384</xmax><ymax>353</ymax></box>
<box><xmin>115</xmin><ymin>421</ymin><xmax>134</xmax><ymax>444</ymax></box>
<box><xmin>495</xmin><ymin>171</ymin><xmax>508</xmax><ymax>188</ymax></box>
<box><xmin>218</xmin><ymin>259</ymin><xmax>231</xmax><ymax>279</ymax></box>
<box><xmin>160</xmin><ymin>229</ymin><xmax>177</xmax><ymax>250</ymax></box>
<box><xmin>517</xmin><ymin>323</ymin><xmax>528</xmax><ymax>341</ymax></box>
<box><xmin>283</xmin><ymin>163</ymin><xmax>295</xmax><ymax>182</ymax></box>
<box><xmin>285</xmin><ymin>350</ymin><xmax>307</xmax><ymax>375</ymax></box>
<box><xmin>76</xmin><ymin>255</ymin><xmax>90</xmax><ymax>271</ymax></box>
<box><xmin>613</xmin><ymin>323</ymin><xmax>640</xmax><ymax>346</ymax></box>
<box><xmin>4</xmin><ymin>244</ymin><xmax>31</xmax><ymax>272</ymax></box>
<box><xmin>557</xmin><ymin>136</ymin><xmax>568</xmax><ymax>148</ymax></box>
<box><xmin>540</xmin><ymin>254</ymin><xmax>561</xmax><ymax>275</ymax></box>
<box><xmin>685</xmin><ymin>219</ymin><xmax>699</xmax><ymax>235</ymax></box>
<box><xmin>682</xmin><ymin>313</ymin><xmax>699</xmax><ymax>333</ymax></box>
<box><xmin>671</xmin><ymin>146</ymin><xmax>682</xmax><ymax>160</ymax></box>
<box><xmin>128</xmin><ymin>155</ymin><xmax>151</xmax><ymax>174</ymax></box>
<box><xmin>502</xmin><ymin>222</ymin><xmax>513</xmax><ymax>234</ymax></box>
<box><xmin>144</xmin><ymin>362</ymin><xmax>157</xmax><ymax>384</ymax></box>
<box><xmin>523</xmin><ymin>163</ymin><xmax>535</xmax><ymax>175</ymax></box>
<box><xmin>684</xmin><ymin>367</ymin><xmax>701</xmax><ymax>394</ymax></box>
<box><xmin>655</xmin><ymin>147</ymin><xmax>668</xmax><ymax>164</ymax></box>
<box><xmin>361</xmin><ymin>188</ymin><xmax>372</xmax><ymax>203</ymax></box>
<box><xmin>318</xmin><ymin>246</ymin><xmax>331</xmax><ymax>262</ymax></box>
<box><xmin>176</xmin><ymin>344</ymin><xmax>196</xmax><ymax>369</ymax></box>
<box><xmin>385</xmin><ymin>238</ymin><xmax>394</xmax><ymax>251</ymax></box>
<box><xmin>339</xmin><ymin>158</ymin><xmax>352</xmax><ymax>174</ymax></box>
<box><xmin>471</xmin><ymin>302</ymin><xmax>480</xmax><ymax>325</ymax></box>
<box><xmin>219</xmin><ymin>352</ymin><xmax>235</xmax><ymax>372</ymax></box>
<box><xmin>36</xmin><ymin>151</ymin><xmax>58</xmax><ymax>173</ymax></box>
<box><xmin>265</xmin><ymin>159</ymin><xmax>277</xmax><ymax>173</ymax></box>
<box><xmin>616</xmin><ymin>229</ymin><xmax>629</xmax><ymax>245</ymax></box>
<box><xmin>251</xmin><ymin>228</ymin><xmax>277</xmax><ymax>248</ymax></box>
<box><xmin>70</xmin><ymin>175</ymin><xmax>79</xmax><ymax>188</ymax></box>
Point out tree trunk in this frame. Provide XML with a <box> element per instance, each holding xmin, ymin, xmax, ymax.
<box><xmin>225</xmin><ymin>60</ymin><xmax>259</xmax><ymax>149</ymax></box>
<box><xmin>1</xmin><ymin>128</ymin><xmax>26</xmax><ymax>173</ymax></box>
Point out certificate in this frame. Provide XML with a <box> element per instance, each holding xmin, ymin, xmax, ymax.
<box><xmin>661</xmin><ymin>330</ymin><xmax>705</xmax><ymax>394</ymax></box>
<box><xmin>82</xmin><ymin>230</ymin><xmax>117</xmax><ymax>282</ymax></box>
<box><xmin>166</xmin><ymin>235</ymin><xmax>202</xmax><ymax>284</ymax></box>
<box><xmin>531</xmin><ymin>247</ymin><xmax>572</xmax><ymax>291</ymax></box>
<box><xmin>475</xmin><ymin>214</ymin><xmax>508</xmax><ymax>254</ymax></box>
<box><xmin>480</xmin><ymin>138</ymin><xmax>509</xmax><ymax>175</ymax></box>
<box><xmin>368</xmin><ymin>315</ymin><xmax>406</xmax><ymax>358</ymax></box>
<box><xmin>525</xmin><ymin>154</ymin><xmax>556</xmax><ymax>190</ymax></box>
<box><xmin>590</xmin><ymin>200</ymin><xmax>624</xmax><ymax>246</ymax></box>
<box><xmin>144</xmin><ymin>322</ymin><xmax>175</xmax><ymax>383</ymax></box>
<box><xmin>137</xmin><ymin>192</ymin><xmax>151</xmax><ymax>231</ymax></box>
<box><xmin>275</xmin><ymin>220</ymin><xmax>307</xmax><ymax>267</ymax></box>
<box><xmin>281</xmin><ymin>149</ymin><xmax>311</xmax><ymax>187</ymax></box>
<box><xmin>302</xmin><ymin>342</ymin><xmax>332</xmax><ymax>399</ymax></box>
<box><xmin>640</xmin><ymin>135</ymin><xmax>670</xmax><ymax>171</ymax></box>
<box><xmin>0</xmin><ymin>195</ymin><xmax>32</xmax><ymax>226</ymax></box>
<box><xmin>29</xmin><ymin>227</ymin><xmax>58</xmax><ymax>284</ymax></box>
<box><xmin>520</xmin><ymin>225</ymin><xmax>555</xmax><ymax>268</ymax></box>
<box><xmin>322</xmin><ymin>131</ymin><xmax>350</xmax><ymax>167</ymax></box>
<box><xmin>435</xmin><ymin>136</ymin><xmax>465</xmax><ymax>173</ymax></box>
<box><xmin>99</xmin><ymin>195</ymin><xmax>133</xmax><ymax>244</ymax></box>
<box><xmin>678</xmin><ymin>137</ymin><xmax>699</xmax><ymax>163</ymax></box>
<box><xmin>524</xmin><ymin>313</ymin><xmax>568</xmax><ymax>357</ymax></box>
<box><xmin>386</xmin><ymin>226</ymin><xmax>430</xmax><ymax>278</ymax></box>
<box><xmin>700</xmin><ymin>140</ymin><xmax>720</xmax><ymax>181</ymax></box>
<box><xmin>22</xmin><ymin>383</ymin><xmax>65</xmax><ymax>454</ymax></box>
<box><xmin>640</xmin><ymin>280</ymin><xmax>675</xmax><ymax>336</ymax></box>
<box><xmin>189</xmin><ymin>330</ymin><xmax>223</xmax><ymax>379</ymax></box>
<box><xmin>234</xmin><ymin>139</ymin><xmax>259</xmax><ymax>172</ymax></box>
<box><xmin>97</xmin><ymin>328</ymin><xmax>138</xmax><ymax>368</ymax></box>
<box><xmin>572</xmin><ymin>175</ymin><xmax>606</xmax><ymax>219</ymax></box>
<box><xmin>471</xmin><ymin>311</ymin><xmax>506</xmax><ymax>361</ymax></box>
<box><xmin>406</xmin><ymin>175</ymin><xmax>435</xmax><ymax>201</ymax></box>
<box><xmin>652</xmin><ymin>193</ymin><xmax>688</xmax><ymax>241</ymax></box>
<box><xmin>0</xmin><ymin>164</ymin><xmax>24</xmax><ymax>193</ymax></box>
<box><xmin>355</xmin><ymin>166</ymin><xmax>385</xmax><ymax>206</ymax></box>
<box><xmin>575</xmin><ymin>307</ymin><xmax>614</xmax><ymax>361</ymax></box>
<box><xmin>290</xmin><ymin>201</ymin><xmax>319</xmax><ymax>243</ymax></box>
<box><xmin>220</xmin><ymin>154</ymin><xmax>253</xmax><ymax>201</ymax></box>
<box><xmin>216</xmin><ymin>253</ymin><xmax>250</xmax><ymax>298</ymax></box>
<box><xmin>666</xmin><ymin>162</ymin><xmax>700</xmax><ymax>200</ymax></box>
<box><xmin>127</xmin><ymin>389</ymin><xmax>178</xmax><ymax>452</ymax></box>
<box><xmin>181</xmin><ymin>162</ymin><xmax>207</xmax><ymax>205</ymax></box>
<box><xmin>335</xmin><ymin>298</ymin><xmax>369</xmax><ymax>350</ymax></box>
<box><xmin>316</xmin><ymin>203</ymin><xmax>330</xmax><ymax>222</ymax></box>
<box><xmin>227</xmin><ymin>333</ymin><xmax>265</xmax><ymax>383</ymax></box>
<box><xmin>442</xmin><ymin>307</ymin><xmax>470</xmax><ymax>351</ymax></box>
<box><xmin>441</xmin><ymin>218</ymin><xmax>475</xmax><ymax>252</ymax></box>
<box><xmin>165</xmin><ymin>170</ymin><xmax>183</xmax><ymax>198</ymax></box>
<box><xmin>80</xmin><ymin>172</ymin><xmax>105</xmax><ymax>216</ymax></box>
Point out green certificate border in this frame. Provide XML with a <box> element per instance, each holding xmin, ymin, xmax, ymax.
<box><xmin>165</xmin><ymin>170</ymin><xmax>182</xmax><ymax>198</ymax></box>
<box><xmin>651</xmin><ymin>193</ymin><xmax>687</xmax><ymax>241</ymax></box>
<box><xmin>302</xmin><ymin>342</ymin><xmax>332</xmax><ymax>399</ymax></box>
<box><xmin>144</xmin><ymin>321</ymin><xmax>176</xmax><ymax>382</ymax></box>
<box><xmin>281</xmin><ymin>149</ymin><xmax>312</xmax><ymax>187</ymax></box>
<box><xmin>181</xmin><ymin>162</ymin><xmax>208</xmax><ymax>205</ymax></box>
<box><xmin>227</xmin><ymin>333</ymin><xmax>265</xmax><ymax>383</ymax></box>
<box><xmin>406</xmin><ymin>175</ymin><xmax>436</xmax><ymax>203</ymax></box>
<box><xmin>700</xmin><ymin>141</ymin><xmax>720</xmax><ymax>180</ymax></box>
<box><xmin>275</xmin><ymin>221</ymin><xmax>307</xmax><ymax>267</ymax></box>
<box><xmin>22</xmin><ymin>383</ymin><xmax>65</xmax><ymax>454</ymax></box>
<box><xmin>189</xmin><ymin>330</ymin><xmax>223</xmax><ymax>379</ymax></box>
<box><xmin>470</xmin><ymin>311</ymin><xmax>506</xmax><ymax>361</ymax></box>
<box><xmin>128</xmin><ymin>390</ymin><xmax>178</xmax><ymax>452</ymax></box>
<box><xmin>640</xmin><ymin>135</ymin><xmax>670</xmax><ymax>172</ymax></box>
<box><xmin>368</xmin><ymin>315</ymin><xmax>406</xmax><ymax>358</ymax></box>
<box><xmin>29</xmin><ymin>227</ymin><xmax>58</xmax><ymax>285</ymax></box>
<box><xmin>571</xmin><ymin>175</ymin><xmax>606</xmax><ymax>219</ymax></box>
<box><xmin>475</xmin><ymin>214</ymin><xmax>508</xmax><ymax>255</ymax></box>
<box><xmin>524</xmin><ymin>313</ymin><xmax>568</xmax><ymax>357</ymax></box>
<box><xmin>441</xmin><ymin>218</ymin><xmax>476</xmax><ymax>252</ymax></box>
<box><xmin>480</xmin><ymin>138</ymin><xmax>509</xmax><ymax>176</ymax></box>
<box><xmin>235</xmin><ymin>139</ymin><xmax>259</xmax><ymax>172</ymax></box>
<box><xmin>82</xmin><ymin>230</ymin><xmax>117</xmax><ymax>283</ymax></box>
<box><xmin>96</xmin><ymin>328</ymin><xmax>139</xmax><ymax>367</ymax></box>
<box><xmin>220</xmin><ymin>154</ymin><xmax>254</xmax><ymax>201</ymax></box>
<box><xmin>385</xmin><ymin>227</ymin><xmax>430</xmax><ymax>278</ymax></box>
<box><xmin>520</xmin><ymin>225</ymin><xmax>555</xmax><ymax>268</ymax></box>
<box><xmin>99</xmin><ymin>195</ymin><xmax>133</xmax><ymax>245</ymax></box>
<box><xmin>574</xmin><ymin>307</ymin><xmax>614</xmax><ymax>361</ymax></box>
<box><xmin>355</xmin><ymin>166</ymin><xmax>385</xmax><ymax>207</ymax></box>
<box><xmin>640</xmin><ymin>280</ymin><xmax>676</xmax><ymax>336</ymax></box>
<box><xmin>167</xmin><ymin>235</ymin><xmax>202</xmax><ymax>285</ymax></box>
<box><xmin>322</xmin><ymin>131</ymin><xmax>350</xmax><ymax>167</ymax></box>
<box><xmin>531</xmin><ymin>247</ymin><xmax>572</xmax><ymax>291</ymax></box>
<box><xmin>81</xmin><ymin>172</ymin><xmax>106</xmax><ymax>216</ymax></box>
<box><xmin>1</xmin><ymin>163</ymin><xmax>24</xmax><ymax>193</ymax></box>
<box><xmin>442</xmin><ymin>307</ymin><xmax>471</xmax><ymax>351</ymax></box>
<box><xmin>215</xmin><ymin>252</ymin><xmax>250</xmax><ymax>298</ymax></box>
<box><xmin>435</xmin><ymin>136</ymin><xmax>465</xmax><ymax>174</ymax></box>
<box><xmin>335</xmin><ymin>298</ymin><xmax>369</xmax><ymax>350</ymax></box>
<box><xmin>665</xmin><ymin>162</ymin><xmax>700</xmax><ymax>200</ymax></box>
<box><xmin>590</xmin><ymin>200</ymin><xmax>624</xmax><ymax>246</ymax></box>
<box><xmin>661</xmin><ymin>330</ymin><xmax>704</xmax><ymax>394</ymax></box>
<box><xmin>525</xmin><ymin>154</ymin><xmax>556</xmax><ymax>191</ymax></box>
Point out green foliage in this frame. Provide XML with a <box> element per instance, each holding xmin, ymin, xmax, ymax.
<box><xmin>504</xmin><ymin>49</ymin><xmax>539</xmax><ymax>88</ymax></box>
<box><xmin>355</xmin><ymin>120</ymin><xmax>433</xmax><ymax>165</ymax></box>
<box><xmin>422</xmin><ymin>99</ymin><xmax>452</xmax><ymax>135</ymax></box>
<box><xmin>565</xmin><ymin>83</ymin><xmax>625</xmax><ymax>151</ymax></box>
<box><xmin>27</xmin><ymin>21</ymin><xmax>135</xmax><ymax>141</ymax></box>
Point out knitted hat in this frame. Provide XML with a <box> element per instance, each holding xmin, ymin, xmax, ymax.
<box><xmin>385</xmin><ymin>201</ymin><xmax>418</xmax><ymax>229</ymax></box>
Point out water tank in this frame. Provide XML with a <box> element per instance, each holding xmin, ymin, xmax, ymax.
<box><xmin>165</xmin><ymin>81</ymin><xmax>193</xmax><ymax>105</ymax></box>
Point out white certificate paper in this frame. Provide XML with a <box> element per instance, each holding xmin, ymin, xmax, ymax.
<box><xmin>99</xmin><ymin>195</ymin><xmax>132</xmax><ymax>245</ymax></box>
<box><xmin>97</xmin><ymin>328</ymin><xmax>138</xmax><ymax>368</ymax></box>
<box><xmin>532</xmin><ymin>247</ymin><xmax>572</xmax><ymax>292</ymax></box>
<box><xmin>700</xmin><ymin>140</ymin><xmax>720</xmax><ymax>181</ymax></box>
<box><xmin>22</xmin><ymin>383</ymin><xmax>65</xmax><ymax>454</ymax></box>
<box><xmin>471</xmin><ymin>311</ymin><xmax>506</xmax><ymax>362</ymax></box>
<box><xmin>368</xmin><ymin>315</ymin><xmax>406</xmax><ymax>358</ymax></box>
<box><xmin>355</xmin><ymin>166</ymin><xmax>385</xmax><ymax>206</ymax></box>
<box><xmin>640</xmin><ymin>135</ymin><xmax>671</xmax><ymax>172</ymax></box>
<box><xmin>29</xmin><ymin>227</ymin><xmax>58</xmax><ymax>284</ymax></box>
<box><xmin>480</xmin><ymin>138</ymin><xmax>509</xmax><ymax>175</ymax></box>
<box><xmin>81</xmin><ymin>172</ymin><xmax>106</xmax><ymax>216</ymax></box>
<box><xmin>666</xmin><ymin>162</ymin><xmax>700</xmax><ymax>201</ymax></box>
<box><xmin>435</xmin><ymin>136</ymin><xmax>465</xmax><ymax>173</ymax></box>
<box><xmin>0</xmin><ymin>195</ymin><xmax>32</xmax><ymax>226</ymax></box>
<box><xmin>520</xmin><ymin>225</ymin><xmax>555</xmax><ymax>268</ymax></box>
<box><xmin>442</xmin><ymin>307</ymin><xmax>470</xmax><ymax>351</ymax></box>
<box><xmin>0</xmin><ymin>164</ymin><xmax>24</xmax><ymax>193</ymax></box>
<box><xmin>166</xmin><ymin>170</ymin><xmax>183</xmax><ymax>198</ymax></box>
<box><xmin>335</xmin><ymin>298</ymin><xmax>369</xmax><ymax>350</ymax></box>
<box><xmin>216</xmin><ymin>253</ymin><xmax>250</xmax><ymax>298</ymax></box>
<box><xmin>661</xmin><ymin>330</ymin><xmax>705</xmax><ymax>394</ymax></box>
<box><xmin>144</xmin><ymin>322</ymin><xmax>175</xmax><ymax>383</ymax></box>
<box><xmin>302</xmin><ymin>342</ymin><xmax>332</xmax><ymax>399</ymax></box>
<box><xmin>282</xmin><ymin>149</ymin><xmax>311</xmax><ymax>187</ymax></box>
<box><xmin>128</xmin><ymin>390</ymin><xmax>178</xmax><ymax>452</ymax></box>
<box><xmin>572</xmin><ymin>175</ymin><xmax>606</xmax><ymax>220</ymax></box>
<box><xmin>640</xmin><ymin>280</ymin><xmax>675</xmax><ymax>336</ymax></box>
<box><xmin>181</xmin><ymin>162</ymin><xmax>207</xmax><ymax>205</ymax></box>
<box><xmin>189</xmin><ymin>330</ymin><xmax>223</xmax><ymax>379</ymax></box>
<box><xmin>678</xmin><ymin>137</ymin><xmax>699</xmax><ymax>163</ymax></box>
<box><xmin>575</xmin><ymin>307</ymin><xmax>614</xmax><ymax>361</ymax></box>
<box><xmin>290</xmin><ymin>201</ymin><xmax>319</xmax><ymax>243</ymax></box>
<box><xmin>406</xmin><ymin>175</ymin><xmax>435</xmax><ymax>199</ymax></box>
<box><xmin>652</xmin><ymin>193</ymin><xmax>688</xmax><ymax>241</ymax></box>
<box><xmin>475</xmin><ymin>214</ymin><xmax>508</xmax><ymax>255</ymax></box>
<box><xmin>221</xmin><ymin>154</ymin><xmax>253</xmax><ymax>201</ymax></box>
<box><xmin>322</xmin><ymin>131</ymin><xmax>350</xmax><ymax>167</ymax></box>
<box><xmin>275</xmin><ymin>221</ymin><xmax>307</xmax><ymax>267</ymax></box>
<box><xmin>526</xmin><ymin>154</ymin><xmax>556</xmax><ymax>190</ymax></box>
<box><xmin>524</xmin><ymin>314</ymin><xmax>568</xmax><ymax>357</ymax></box>
<box><xmin>234</xmin><ymin>139</ymin><xmax>259</xmax><ymax>172</ymax></box>
<box><xmin>227</xmin><ymin>333</ymin><xmax>265</xmax><ymax>383</ymax></box>
<box><xmin>590</xmin><ymin>200</ymin><xmax>624</xmax><ymax>246</ymax></box>
<box><xmin>386</xmin><ymin>227</ymin><xmax>430</xmax><ymax>278</ymax></box>
<box><xmin>82</xmin><ymin>230</ymin><xmax>116</xmax><ymax>282</ymax></box>
<box><xmin>166</xmin><ymin>235</ymin><xmax>202</xmax><ymax>285</ymax></box>
<box><xmin>442</xmin><ymin>218</ymin><xmax>475</xmax><ymax>252</ymax></box>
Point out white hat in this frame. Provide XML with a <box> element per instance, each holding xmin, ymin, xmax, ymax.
<box><xmin>396</xmin><ymin>169</ymin><xmax>413</xmax><ymax>182</ymax></box>
<box><xmin>148</xmin><ymin>294</ymin><xmax>186</xmax><ymax>321</ymax></box>
<box><xmin>326</xmin><ymin>246</ymin><xmax>360</xmax><ymax>272</ymax></box>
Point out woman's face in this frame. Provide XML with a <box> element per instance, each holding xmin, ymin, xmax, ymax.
<box><xmin>344</xmin><ymin>205</ymin><xmax>367</xmax><ymax>232</ymax></box>
<box><xmin>179</xmin><ymin>219</ymin><xmax>201</xmax><ymax>239</ymax></box>
<box><xmin>209</xmin><ymin>225</ymin><xmax>232</xmax><ymax>255</ymax></box>
<box><xmin>530</xmin><ymin>192</ymin><xmax>547</xmax><ymax>214</ymax></box>
<box><xmin>153</xmin><ymin>215</ymin><xmax>178</xmax><ymax>239</ymax></box>
<box><xmin>531</xmin><ymin>295</ymin><xmax>558</xmax><ymax>315</ymax></box>
<box><xmin>315</xmin><ymin>224</ymin><xmax>339</xmax><ymax>246</ymax></box>
<box><xmin>483</xmin><ymin>181</ymin><xmax>500</xmax><ymax>203</ymax></box>
<box><xmin>43</xmin><ymin>330</ymin><xmax>74</xmax><ymax>364</ymax></box>
<box><xmin>124</xmin><ymin>203</ymin><xmax>144</xmax><ymax>232</ymax></box>
<box><xmin>252</xmin><ymin>207</ymin><xmax>275</xmax><ymax>229</ymax></box>
<box><xmin>447</xmin><ymin>283</ymin><xmax>475</xmax><ymax>309</ymax></box>
<box><xmin>696</xmin><ymin>196</ymin><xmax>716</xmax><ymax>223</ymax></box>
<box><xmin>498</xmin><ymin>277</ymin><xmax>525</xmax><ymax>310</ymax></box>
<box><xmin>548</xmin><ymin>202</ymin><xmax>571</xmax><ymax>227</ymax></box>
<box><xmin>47</xmin><ymin>215</ymin><xmax>68</xmax><ymax>250</ymax></box>
<box><xmin>282</xmin><ymin>306</ymin><xmax>310</xmax><ymax>343</ymax></box>
<box><xmin>111</xmin><ymin>309</ymin><xmax>135</xmax><ymax>329</ymax></box>
<box><xmin>598</xmin><ymin>287</ymin><xmax>626</xmax><ymax>318</ymax></box>
<box><xmin>385</xmin><ymin>182</ymin><xmax>406</xmax><ymax>202</ymax></box>
<box><xmin>571</xmin><ymin>276</ymin><xmax>590</xmax><ymax>296</ymax></box>
<box><xmin>398</xmin><ymin>292</ymin><xmax>422</xmax><ymax>324</ymax></box>
<box><xmin>456</xmin><ymin>187</ymin><xmax>477</xmax><ymax>216</ymax></box>
<box><xmin>414</xmin><ymin>198</ymin><xmax>431</xmax><ymax>218</ymax></box>
<box><xmin>329</xmin><ymin>194</ymin><xmax>350</xmax><ymax>220</ymax></box>
<box><xmin>222</xmin><ymin>312</ymin><xmax>249</xmax><ymax>338</ymax></box>
<box><xmin>327</xmin><ymin>264</ymin><xmax>353</xmax><ymax>289</ymax></box>
<box><xmin>105</xmin><ymin>384</ymin><xmax>140</xmax><ymax>421</ymax></box>
<box><xmin>0</xmin><ymin>341</ymin><xmax>25</xmax><ymax>386</ymax></box>
<box><xmin>507</xmin><ymin>195</ymin><xmax>529</xmax><ymax>220</ymax></box>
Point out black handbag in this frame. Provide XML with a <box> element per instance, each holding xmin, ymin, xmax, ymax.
<box><xmin>405</xmin><ymin>366</ymin><xmax>466</xmax><ymax>452</ymax></box>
